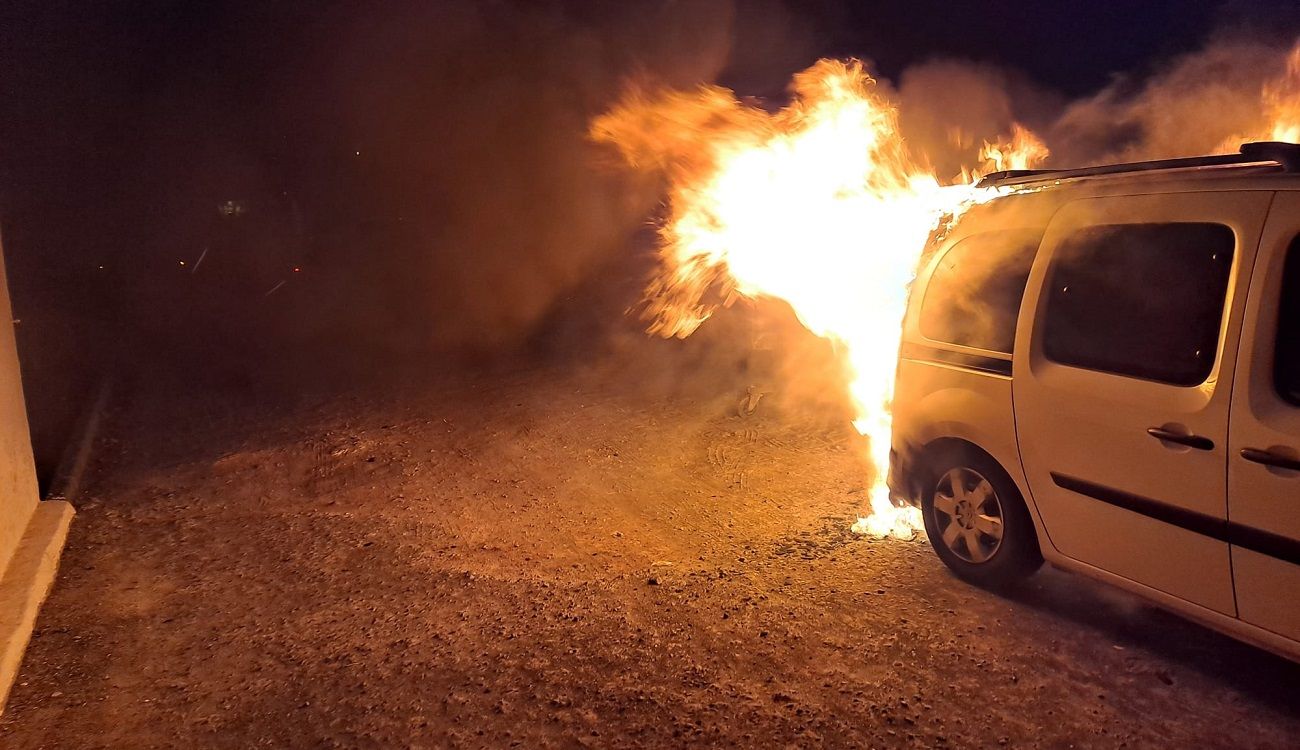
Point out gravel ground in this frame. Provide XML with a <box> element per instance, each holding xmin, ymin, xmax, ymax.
<box><xmin>2</xmin><ymin>365</ymin><xmax>1298</xmax><ymax>748</ymax></box>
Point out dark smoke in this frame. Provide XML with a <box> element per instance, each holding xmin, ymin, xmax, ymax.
<box><xmin>4</xmin><ymin>0</ymin><xmax>1300</xmax><ymax>482</ymax></box>
<box><xmin>1046</xmin><ymin>35</ymin><xmax>1297</xmax><ymax>164</ymax></box>
<box><xmin>897</xmin><ymin>60</ymin><xmax>1062</xmax><ymax>180</ymax></box>
<box><xmin>0</xmin><ymin>0</ymin><xmax>736</xmax><ymax>481</ymax></box>
<box><xmin>269</xmin><ymin>1</ymin><xmax>735</xmax><ymax>354</ymax></box>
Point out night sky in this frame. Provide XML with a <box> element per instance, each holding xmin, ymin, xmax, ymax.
<box><xmin>7</xmin><ymin>1</ymin><xmax>1296</xmax><ymax>236</ymax></box>
<box><xmin>8</xmin><ymin>0</ymin><xmax>1297</xmax><ymax>175</ymax></box>
<box><xmin>726</xmin><ymin>0</ymin><xmax>1300</xmax><ymax>95</ymax></box>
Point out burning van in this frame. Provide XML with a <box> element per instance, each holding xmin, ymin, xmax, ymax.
<box><xmin>889</xmin><ymin>141</ymin><xmax>1300</xmax><ymax>662</ymax></box>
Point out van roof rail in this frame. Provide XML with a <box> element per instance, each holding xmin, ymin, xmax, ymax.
<box><xmin>975</xmin><ymin>141</ymin><xmax>1300</xmax><ymax>188</ymax></box>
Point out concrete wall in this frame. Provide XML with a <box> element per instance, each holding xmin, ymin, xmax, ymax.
<box><xmin>0</xmin><ymin>234</ymin><xmax>40</xmax><ymax>579</ymax></box>
<box><xmin>0</xmin><ymin>231</ymin><xmax>73</xmax><ymax>714</ymax></box>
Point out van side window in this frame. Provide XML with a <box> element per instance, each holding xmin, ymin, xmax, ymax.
<box><xmin>1043</xmin><ymin>223</ymin><xmax>1234</xmax><ymax>386</ymax></box>
<box><xmin>1276</xmin><ymin>236</ymin><xmax>1300</xmax><ymax>405</ymax></box>
<box><xmin>919</xmin><ymin>229</ymin><xmax>1042</xmax><ymax>353</ymax></box>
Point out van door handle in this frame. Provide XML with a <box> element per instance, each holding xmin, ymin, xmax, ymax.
<box><xmin>1240</xmin><ymin>447</ymin><xmax>1300</xmax><ymax>472</ymax></box>
<box><xmin>1146</xmin><ymin>427</ymin><xmax>1215</xmax><ymax>451</ymax></box>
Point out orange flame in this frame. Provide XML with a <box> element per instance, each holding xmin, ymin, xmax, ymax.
<box><xmin>980</xmin><ymin>124</ymin><xmax>1051</xmax><ymax>173</ymax></box>
<box><xmin>591</xmin><ymin>49</ymin><xmax>1300</xmax><ymax>538</ymax></box>
<box><xmin>1266</xmin><ymin>44</ymin><xmax>1300</xmax><ymax>143</ymax></box>
<box><xmin>1218</xmin><ymin>41</ymin><xmax>1300</xmax><ymax>151</ymax></box>
<box><xmin>594</xmin><ymin>60</ymin><xmax>1025</xmax><ymax>538</ymax></box>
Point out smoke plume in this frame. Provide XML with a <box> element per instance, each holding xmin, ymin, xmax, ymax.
<box><xmin>1047</xmin><ymin>35</ymin><xmax>1300</xmax><ymax>164</ymax></box>
<box><xmin>268</xmin><ymin>1</ymin><xmax>737</xmax><ymax>358</ymax></box>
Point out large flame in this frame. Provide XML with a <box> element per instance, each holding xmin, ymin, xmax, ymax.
<box><xmin>1266</xmin><ymin>43</ymin><xmax>1300</xmax><ymax>143</ymax></box>
<box><xmin>1218</xmin><ymin>40</ymin><xmax>1300</xmax><ymax>150</ymax></box>
<box><xmin>592</xmin><ymin>60</ymin><xmax>1043</xmax><ymax>538</ymax></box>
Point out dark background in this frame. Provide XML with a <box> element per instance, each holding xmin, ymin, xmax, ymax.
<box><xmin>2</xmin><ymin>0</ymin><xmax>1298</xmax><ymax>487</ymax></box>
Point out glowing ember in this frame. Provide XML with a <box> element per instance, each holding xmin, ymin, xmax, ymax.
<box><xmin>593</xmin><ymin>59</ymin><xmax>1043</xmax><ymax>538</ymax></box>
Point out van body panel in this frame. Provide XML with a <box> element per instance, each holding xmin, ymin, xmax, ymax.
<box><xmin>1012</xmin><ymin>191</ymin><xmax>1272</xmax><ymax>615</ymax></box>
<box><xmin>892</xmin><ymin>173</ymin><xmax>1300</xmax><ymax>661</ymax></box>
<box><xmin>892</xmin><ymin>359</ymin><xmax>1017</xmax><ymax>476</ymax></box>
<box><xmin>1049</xmin><ymin>551</ymin><xmax>1300</xmax><ymax>662</ymax></box>
<box><xmin>891</xmin><ymin>212</ymin><xmax>1055</xmax><ymax>547</ymax></box>
<box><xmin>1227</xmin><ymin>190</ymin><xmax>1300</xmax><ymax>642</ymax></box>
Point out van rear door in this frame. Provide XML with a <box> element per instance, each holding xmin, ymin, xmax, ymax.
<box><xmin>1227</xmin><ymin>191</ymin><xmax>1300</xmax><ymax>643</ymax></box>
<box><xmin>1014</xmin><ymin>191</ymin><xmax>1270</xmax><ymax>614</ymax></box>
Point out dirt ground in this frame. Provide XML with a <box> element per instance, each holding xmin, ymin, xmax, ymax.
<box><xmin>2</xmin><ymin>362</ymin><xmax>1299</xmax><ymax>749</ymax></box>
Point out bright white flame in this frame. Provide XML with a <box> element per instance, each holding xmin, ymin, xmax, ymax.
<box><xmin>593</xmin><ymin>60</ymin><xmax>1037</xmax><ymax>538</ymax></box>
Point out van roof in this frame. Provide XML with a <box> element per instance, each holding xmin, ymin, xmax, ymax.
<box><xmin>976</xmin><ymin>141</ymin><xmax>1300</xmax><ymax>190</ymax></box>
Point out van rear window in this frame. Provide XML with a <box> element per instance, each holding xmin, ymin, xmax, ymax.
<box><xmin>1042</xmin><ymin>222</ymin><xmax>1234</xmax><ymax>386</ymax></box>
<box><xmin>919</xmin><ymin>229</ymin><xmax>1042</xmax><ymax>354</ymax></box>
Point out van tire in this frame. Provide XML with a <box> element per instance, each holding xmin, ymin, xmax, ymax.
<box><xmin>920</xmin><ymin>444</ymin><xmax>1042</xmax><ymax>588</ymax></box>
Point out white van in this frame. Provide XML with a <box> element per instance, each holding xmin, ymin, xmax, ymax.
<box><xmin>889</xmin><ymin>142</ymin><xmax>1300</xmax><ymax>662</ymax></box>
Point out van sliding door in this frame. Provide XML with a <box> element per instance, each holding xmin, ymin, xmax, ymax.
<box><xmin>1013</xmin><ymin>191</ymin><xmax>1270</xmax><ymax>614</ymax></box>
<box><xmin>1228</xmin><ymin>191</ymin><xmax>1300</xmax><ymax>644</ymax></box>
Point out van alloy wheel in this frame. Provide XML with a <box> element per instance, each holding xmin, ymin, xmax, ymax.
<box><xmin>932</xmin><ymin>467</ymin><xmax>1005</xmax><ymax>564</ymax></box>
<box><xmin>920</xmin><ymin>445</ymin><xmax>1042</xmax><ymax>587</ymax></box>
